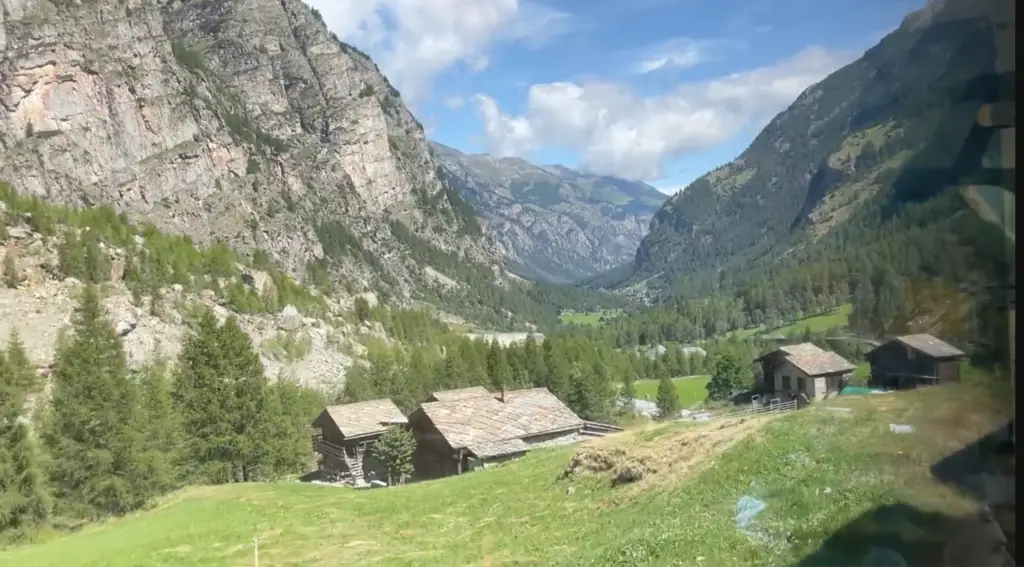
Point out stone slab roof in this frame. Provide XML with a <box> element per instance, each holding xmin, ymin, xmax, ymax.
<box><xmin>415</xmin><ymin>387</ymin><xmax>583</xmax><ymax>451</ymax></box>
<box><xmin>320</xmin><ymin>398</ymin><xmax>407</xmax><ymax>439</ymax></box>
<box><xmin>779</xmin><ymin>343</ymin><xmax>826</xmax><ymax>356</ymax></box>
<box><xmin>466</xmin><ymin>438</ymin><xmax>529</xmax><ymax>459</ymax></box>
<box><xmin>755</xmin><ymin>342</ymin><xmax>825</xmax><ymax>363</ymax></box>
<box><xmin>895</xmin><ymin>334</ymin><xmax>965</xmax><ymax>358</ymax></box>
<box><xmin>428</xmin><ymin>386</ymin><xmax>491</xmax><ymax>402</ymax></box>
<box><xmin>785</xmin><ymin>351</ymin><xmax>857</xmax><ymax>377</ymax></box>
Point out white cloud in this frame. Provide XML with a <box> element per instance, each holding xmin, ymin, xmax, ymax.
<box><xmin>444</xmin><ymin>95</ymin><xmax>466</xmax><ymax>110</ymax></box>
<box><xmin>305</xmin><ymin>0</ymin><xmax>571</xmax><ymax>106</ymax></box>
<box><xmin>630</xmin><ymin>38</ymin><xmax>730</xmax><ymax>75</ymax></box>
<box><xmin>474</xmin><ymin>46</ymin><xmax>855</xmax><ymax>180</ymax></box>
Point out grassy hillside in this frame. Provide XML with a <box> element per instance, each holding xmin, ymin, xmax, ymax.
<box><xmin>3</xmin><ymin>380</ymin><xmax>1009</xmax><ymax>567</ymax></box>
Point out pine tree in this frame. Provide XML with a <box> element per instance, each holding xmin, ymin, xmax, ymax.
<box><xmin>485</xmin><ymin>339</ymin><xmax>512</xmax><ymax>390</ymax></box>
<box><xmin>0</xmin><ymin>334</ymin><xmax>51</xmax><ymax>539</ymax></box>
<box><xmin>173</xmin><ymin>309</ymin><xmax>236</xmax><ymax>484</ymax></box>
<box><xmin>57</xmin><ymin>231</ymin><xmax>85</xmax><ymax>280</ymax></box>
<box><xmin>655</xmin><ymin>376</ymin><xmax>681</xmax><ymax>419</ymax></box>
<box><xmin>266</xmin><ymin>379</ymin><xmax>318</xmax><ymax>475</ymax></box>
<box><xmin>850</xmin><ymin>276</ymin><xmax>876</xmax><ymax>334</ymax></box>
<box><xmin>219</xmin><ymin>316</ymin><xmax>269</xmax><ymax>482</ymax></box>
<box><xmin>134</xmin><ymin>363</ymin><xmax>182</xmax><ymax>497</ymax></box>
<box><xmin>370</xmin><ymin>425</ymin><xmax>415</xmax><ymax>485</ymax></box>
<box><xmin>42</xmin><ymin>284</ymin><xmax>148</xmax><ymax>519</ymax></box>
<box><xmin>173</xmin><ymin>310</ymin><xmax>298</xmax><ymax>483</ymax></box>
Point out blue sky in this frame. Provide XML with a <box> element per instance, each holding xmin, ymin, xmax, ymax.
<box><xmin>307</xmin><ymin>0</ymin><xmax>923</xmax><ymax>194</ymax></box>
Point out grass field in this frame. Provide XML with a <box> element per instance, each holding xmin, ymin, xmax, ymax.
<box><xmin>2</xmin><ymin>378</ymin><xmax>1010</xmax><ymax>567</ymax></box>
<box><xmin>558</xmin><ymin>309</ymin><xmax>622</xmax><ymax>326</ymax></box>
<box><xmin>631</xmin><ymin>375</ymin><xmax>710</xmax><ymax>407</ymax></box>
<box><xmin>728</xmin><ymin>303</ymin><xmax>853</xmax><ymax>340</ymax></box>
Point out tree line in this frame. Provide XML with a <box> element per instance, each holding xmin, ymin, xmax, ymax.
<box><xmin>0</xmin><ymin>285</ymin><xmax>322</xmax><ymax>543</ymax></box>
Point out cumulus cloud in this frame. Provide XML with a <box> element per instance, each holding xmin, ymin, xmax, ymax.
<box><xmin>305</xmin><ymin>0</ymin><xmax>571</xmax><ymax>106</ymax></box>
<box><xmin>473</xmin><ymin>45</ymin><xmax>855</xmax><ymax>180</ymax></box>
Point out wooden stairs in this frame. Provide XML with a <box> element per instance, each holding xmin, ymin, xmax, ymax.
<box><xmin>312</xmin><ymin>435</ymin><xmax>367</xmax><ymax>486</ymax></box>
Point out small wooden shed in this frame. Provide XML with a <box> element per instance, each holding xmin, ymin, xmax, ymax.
<box><xmin>866</xmin><ymin>334</ymin><xmax>966</xmax><ymax>389</ymax></box>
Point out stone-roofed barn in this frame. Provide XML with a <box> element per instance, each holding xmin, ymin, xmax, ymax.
<box><xmin>425</xmin><ymin>386</ymin><xmax>491</xmax><ymax>402</ymax></box>
<box><xmin>867</xmin><ymin>333</ymin><xmax>966</xmax><ymax>389</ymax></box>
<box><xmin>408</xmin><ymin>387</ymin><xmax>587</xmax><ymax>478</ymax></box>
<box><xmin>754</xmin><ymin>342</ymin><xmax>857</xmax><ymax>401</ymax></box>
<box><xmin>311</xmin><ymin>398</ymin><xmax>408</xmax><ymax>485</ymax></box>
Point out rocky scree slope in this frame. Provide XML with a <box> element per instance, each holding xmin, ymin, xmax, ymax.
<box><xmin>0</xmin><ymin>0</ymin><xmax>501</xmax><ymax>305</ymax></box>
<box><xmin>431</xmin><ymin>142</ymin><xmax>666</xmax><ymax>284</ymax></box>
<box><xmin>0</xmin><ymin>204</ymin><xmax>390</xmax><ymax>397</ymax></box>
<box><xmin>624</xmin><ymin>0</ymin><xmax>1007</xmax><ymax>296</ymax></box>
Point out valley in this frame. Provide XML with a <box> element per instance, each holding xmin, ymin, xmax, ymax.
<box><xmin>0</xmin><ymin>0</ymin><xmax>1015</xmax><ymax>564</ymax></box>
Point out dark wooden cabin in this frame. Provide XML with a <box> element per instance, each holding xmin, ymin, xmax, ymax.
<box><xmin>311</xmin><ymin>398</ymin><xmax>408</xmax><ymax>484</ymax></box>
<box><xmin>867</xmin><ymin>334</ymin><xmax>966</xmax><ymax>389</ymax></box>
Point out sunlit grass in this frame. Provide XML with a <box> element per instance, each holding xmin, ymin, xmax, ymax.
<box><xmin>1</xmin><ymin>380</ymin><xmax>1009</xmax><ymax>567</ymax></box>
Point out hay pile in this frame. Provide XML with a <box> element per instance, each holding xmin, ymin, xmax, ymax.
<box><xmin>560</xmin><ymin>447</ymin><xmax>657</xmax><ymax>486</ymax></box>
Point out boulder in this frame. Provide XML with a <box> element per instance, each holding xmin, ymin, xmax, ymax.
<box><xmin>277</xmin><ymin>304</ymin><xmax>303</xmax><ymax>331</ymax></box>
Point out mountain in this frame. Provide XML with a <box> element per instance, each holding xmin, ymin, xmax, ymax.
<box><xmin>430</xmin><ymin>142</ymin><xmax>667</xmax><ymax>284</ymax></box>
<box><xmin>0</xmin><ymin>0</ymin><xmax>516</xmax><ymax>323</ymax></box>
<box><xmin>616</xmin><ymin>0</ymin><xmax>1010</xmax><ymax>299</ymax></box>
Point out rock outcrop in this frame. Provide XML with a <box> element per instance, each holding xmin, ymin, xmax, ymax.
<box><xmin>0</xmin><ymin>222</ymin><xmax>371</xmax><ymax>395</ymax></box>
<box><xmin>0</xmin><ymin>0</ymin><xmax>500</xmax><ymax>298</ymax></box>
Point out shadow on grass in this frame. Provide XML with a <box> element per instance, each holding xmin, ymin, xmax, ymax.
<box><xmin>791</xmin><ymin>423</ymin><xmax>1015</xmax><ymax>567</ymax></box>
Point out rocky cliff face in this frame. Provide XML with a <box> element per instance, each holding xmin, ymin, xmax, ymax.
<box><xmin>0</xmin><ymin>0</ymin><xmax>499</xmax><ymax>298</ymax></box>
<box><xmin>430</xmin><ymin>142</ymin><xmax>667</xmax><ymax>284</ymax></box>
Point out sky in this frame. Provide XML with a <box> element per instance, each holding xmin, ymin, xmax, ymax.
<box><xmin>305</xmin><ymin>0</ymin><xmax>924</xmax><ymax>194</ymax></box>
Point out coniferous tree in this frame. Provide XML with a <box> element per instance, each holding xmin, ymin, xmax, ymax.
<box><xmin>134</xmin><ymin>362</ymin><xmax>182</xmax><ymax>497</ymax></box>
<box><xmin>850</xmin><ymin>276</ymin><xmax>876</xmax><ymax>335</ymax></box>
<box><xmin>219</xmin><ymin>316</ymin><xmax>271</xmax><ymax>482</ymax></box>
<box><xmin>42</xmin><ymin>285</ymin><xmax>148</xmax><ymax>519</ymax></box>
<box><xmin>486</xmin><ymin>339</ymin><xmax>512</xmax><ymax>390</ymax></box>
<box><xmin>172</xmin><ymin>309</ymin><xmax>235</xmax><ymax>484</ymax></box>
<box><xmin>370</xmin><ymin>425</ymin><xmax>415</xmax><ymax>486</ymax></box>
<box><xmin>57</xmin><ymin>231</ymin><xmax>85</xmax><ymax>280</ymax></box>
<box><xmin>655</xmin><ymin>375</ymin><xmax>681</xmax><ymax>419</ymax></box>
<box><xmin>0</xmin><ymin>333</ymin><xmax>51</xmax><ymax>539</ymax></box>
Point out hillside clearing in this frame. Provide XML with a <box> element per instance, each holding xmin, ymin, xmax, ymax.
<box><xmin>728</xmin><ymin>303</ymin><xmax>853</xmax><ymax>340</ymax></box>
<box><xmin>1</xmin><ymin>379</ymin><xmax>1009</xmax><ymax>567</ymax></box>
<box><xmin>631</xmin><ymin>375</ymin><xmax>710</xmax><ymax>407</ymax></box>
<box><xmin>558</xmin><ymin>309</ymin><xmax>622</xmax><ymax>326</ymax></box>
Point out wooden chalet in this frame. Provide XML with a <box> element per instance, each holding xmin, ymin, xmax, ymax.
<box><xmin>311</xmin><ymin>398</ymin><xmax>408</xmax><ymax>485</ymax></box>
<box><xmin>754</xmin><ymin>343</ymin><xmax>857</xmax><ymax>401</ymax></box>
<box><xmin>866</xmin><ymin>334</ymin><xmax>966</xmax><ymax>389</ymax></box>
<box><xmin>408</xmin><ymin>386</ymin><xmax>596</xmax><ymax>479</ymax></box>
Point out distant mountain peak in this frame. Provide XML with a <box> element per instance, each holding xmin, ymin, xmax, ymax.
<box><xmin>430</xmin><ymin>143</ymin><xmax>667</xmax><ymax>284</ymax></box>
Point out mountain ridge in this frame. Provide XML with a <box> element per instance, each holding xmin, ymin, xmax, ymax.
<box><xmin>615</xmin><ymin>0</ymin><xmax>1006</xmax><ymax>300</ymax></box>
<box><xmin>430</xmin><ymin>141</ymin><xmax>667</xmax><ymax>284</ymax></box>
